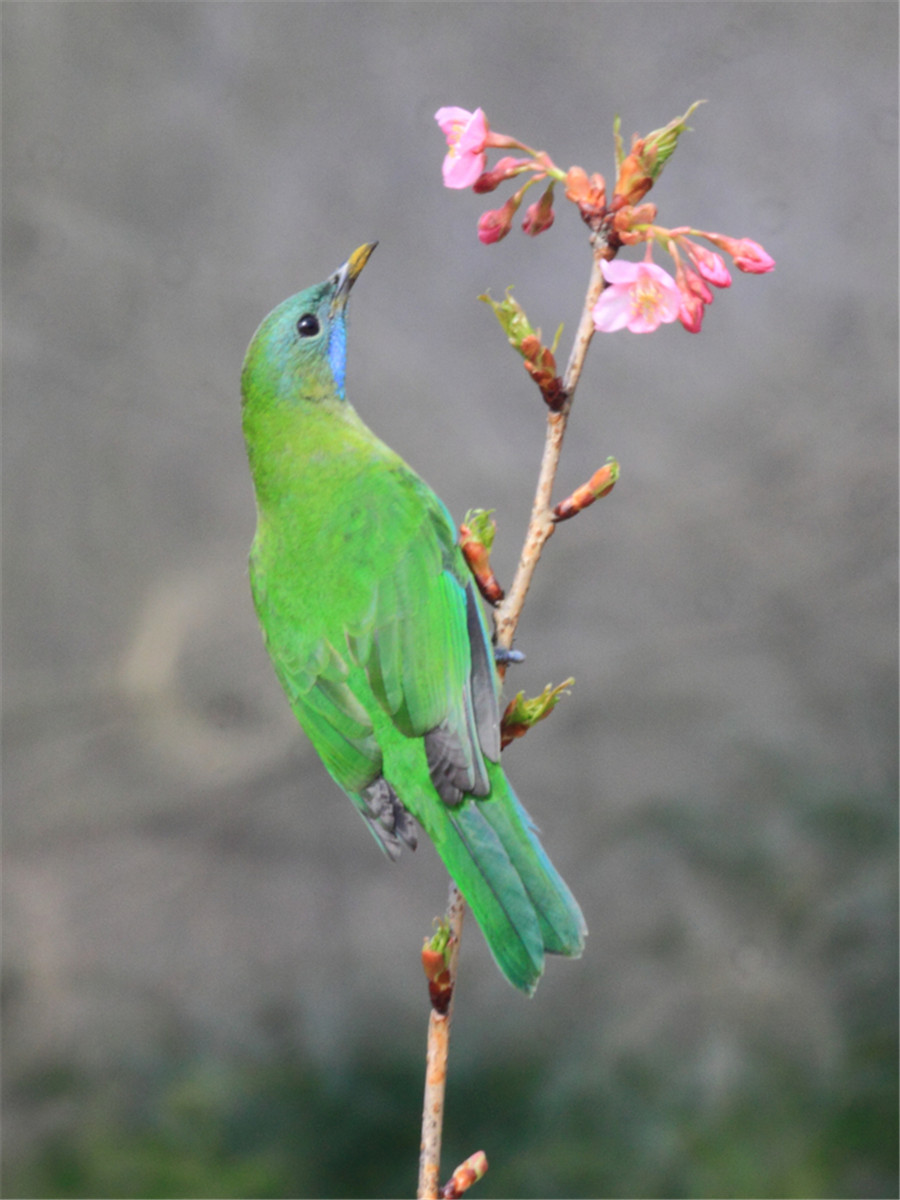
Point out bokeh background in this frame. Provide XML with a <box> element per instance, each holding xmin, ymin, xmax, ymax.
<box><xmin>3</xmin><ymin>3</ymin><xmax>897</xmax><ymax>1197</ymax></box>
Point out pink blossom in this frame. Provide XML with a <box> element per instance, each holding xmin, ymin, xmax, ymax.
<box><xmin>435</xmin><ymin>106</ymin><xmax>489</xmax><ymax>189</ymax></box>
<box><xmin>592</xmin><ymin>259</ymin><xmax>682</xmax><ymax>333</ymax></box>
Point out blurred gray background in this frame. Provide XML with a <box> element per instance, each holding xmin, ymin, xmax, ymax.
<box><xmin>3</xmin><ymin>3</ymin><xmax>897</xmax><ymax>1197</ymax></box>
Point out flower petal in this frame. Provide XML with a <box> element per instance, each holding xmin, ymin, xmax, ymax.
<box><xmin>436</xmin><ymin>106</ymin><xmax>489</xmax><ymax>189</ymax></box>
<box><xmin>592</xmin><ymin>288</ymin><xmax>634</xmax><ymax>332</ymax></box>
<box><xmin>600</xmin><ymin>259</ymin><xmax>643</xmax><ymax>285</ymax></box>
<box><xmin>435</xmin><ymin>106</ymin><xmax>473</xmax><ymax>136</ymax></box>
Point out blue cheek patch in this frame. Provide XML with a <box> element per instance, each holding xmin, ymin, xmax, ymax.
<box><xmin>328</xmin><ymin>319</ymin><xmax>347</xmax><ymax>398</ymax></box>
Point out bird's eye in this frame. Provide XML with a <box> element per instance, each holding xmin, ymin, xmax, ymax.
<box><xmin>296</xmin><ymin>313</ymin><xmax>320</xmax><ymax>338</ymax></box>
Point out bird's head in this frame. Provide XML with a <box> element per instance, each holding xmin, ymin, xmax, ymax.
<box><xmin>241</xmin><ymin>242</ymin><xmax>377</xmax><ymax>410</ymax></box>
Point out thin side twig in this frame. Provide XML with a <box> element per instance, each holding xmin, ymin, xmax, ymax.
<box><xmin>418</xmin><ymin>881</ymin><xmax>465</xmax><ymax>1200</ymax></box>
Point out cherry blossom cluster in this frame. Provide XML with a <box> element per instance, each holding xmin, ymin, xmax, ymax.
<box><xmin>435</xmin><ymin>104</ymin><xmax>774</xmax><ymax>334</ymax></box>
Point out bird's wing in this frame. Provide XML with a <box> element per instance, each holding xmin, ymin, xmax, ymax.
<box><xmin>259</xmin><ymin>463</ymin><xmax>501</xmax><ymax>811</ymax></box>
<box><xmin>348</xmin><ymin>471</ymin><xmax>501</xmax><ymax>806</ymax></box>
<box><xmin>254</xmin><ymin>593</ymin><xmax>386</xmax><ymax>794</ymax></box>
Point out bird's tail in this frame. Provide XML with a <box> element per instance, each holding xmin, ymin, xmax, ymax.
<box><xmin>428</xmin><ymin>762</ymin><xmax>587</xmax><ymax>995</ymax></box>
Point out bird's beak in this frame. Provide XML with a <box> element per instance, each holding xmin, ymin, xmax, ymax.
<box><xmin>331</xmin><ymin>242</ymin><xmax>377</xmax><ymax>312</ymax></box>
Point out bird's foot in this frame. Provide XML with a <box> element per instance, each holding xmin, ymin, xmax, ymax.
<box><xmin>493</xmin><ymin>646</ymin><xmax>525</xmax><ymax>666</ymax></box>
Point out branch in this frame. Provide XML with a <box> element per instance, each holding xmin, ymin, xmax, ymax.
<box><xmin>418</xmin><ymin>882</ymin><xmax>466</xmax><ymax>1200</ymax></box>
<box><xmin>493</xmin><ymin>239</ymin><xmax>607</xmax><ymax>664</ymax></box>
<box><xmin>417</xmin><ymin>236</ymin><xmax>607</xmax><ymax>1199</ymax></box>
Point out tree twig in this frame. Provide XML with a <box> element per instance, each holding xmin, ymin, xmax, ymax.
<box><xmin>494</xmin><ymin>239</ymin><xmax>607</xmax><ymax>664</ymax></box>
<box><xmin>418</xmin><ymin>881</ymin><xmax>465</xmax><ymax>1200</ymax></box>
<box><xmin>417</xmin><ymin>235</ymin><xmax>607</xmax><ymax>1199</ymax></box>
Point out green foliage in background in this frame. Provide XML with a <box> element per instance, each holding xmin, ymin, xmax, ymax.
<box><xmin>5</xmin><ymin>789</ymin><xmax>896</xmax><ymax>1199</ymax></box>
<box><xmin>6</xmin><ymin>1011</ymin><xmax>896</xmax><ymax>1198</ymax></box>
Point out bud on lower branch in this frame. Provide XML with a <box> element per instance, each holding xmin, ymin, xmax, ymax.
<box><xmin>441</xmin><ymin>1151</ymin><xmax>489</xmax><ymax>1199</ymax></box>
<box><xmin>520</xmin><ymin>334</ymin><xmax>566</xmax><ymax>410</ymax></box>
<box><xmin>422</xmin><ymin>919</ymin><xmax>455</xmax><ymax>1014</ymax></box>
<box><xmin>501</xmin><ymin>679</ymin><xmax>574</xmax><ymax>749</ymax></box>
<box><xmin>553</xmin><ymin>458</ymin><xmax>620</xmax><ymax>521</ymax></box>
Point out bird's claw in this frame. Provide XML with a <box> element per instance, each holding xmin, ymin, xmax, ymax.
<box><xmin>493</xmin><ymin>646</ymin><xmax>525</xmax><ymax>666</ymax></box>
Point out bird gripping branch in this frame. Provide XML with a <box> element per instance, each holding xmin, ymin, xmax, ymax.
<box><xmin>241</xmin><ymin>243</ymin><xmax>586</xmax><ymax>994</ymax></box>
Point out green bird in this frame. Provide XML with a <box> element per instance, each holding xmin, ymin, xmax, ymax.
<box><xmin>241</xmin><ymin>243</ymin><xmax>586</xmax><ymax>994</ymax></box>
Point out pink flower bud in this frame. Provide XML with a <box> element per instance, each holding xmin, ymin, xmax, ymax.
<box><xmin>705</xmin><ymin>233</ymin><xmax>775</xmax><ymax>274</ymax></box>
<box><xmin>685</xmin><ymin>241</ymin><xmax>731</xmax><ymax>287</ymax></box>
<box><xmin>682</xmin><ymin>265</ymin><xmax>713</xmax><ymax>305</ymax></box>
<box><xmin>678</xmin><ymin>293</ymin><xmax>705</xmax><ymax>333</ymax></box>
<box><xmin>472</xmin><ymin>156</ymin><xmax>527</xmax><ymax>193</ymax></box>
<box><xmin>672</xmin><ymin>259</ymin><xmax>712</xmax><ymax>332</ymax></box>
<box><xmin>477</xmin><ymin>195</ymin><xmax>519</xmax><ymax>244</ymax></box>
<box><xmin>522</xmin><ymin>186</ymin><xmax>555</xmax><ymax>236</ymax></box>
<box><xmin>730</xmin><ymin>238</ymin><xmax>776</xmax><ymax>274</ymax></box>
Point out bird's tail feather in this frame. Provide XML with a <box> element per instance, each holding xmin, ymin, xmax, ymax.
<box><xmin>431</xmin><ymin>763</ymin><xmax>586</xmax><ymax>994</ymax></box>
<box><xmin>477</xmin><ymin>763</ymin><xmax>587</xmax><ymax>956</ymax></box>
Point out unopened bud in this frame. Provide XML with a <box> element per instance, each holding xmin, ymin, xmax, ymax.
<box><xmin>678</xmin><ymin>292</ymin><xmax>705</xmax><ymax>333</ymax></box>
<box><xmin>477</xmin><ymin>194</ymin><xmax>520</xmax><ymax>244</ymax></box>
<box><xmin>565</xmin><ymin>165</ymin><xmax>607</xmax><ymax>219</ymax></box>
<box><xmin>704</xmin><ymin>232</ymin><xmax>775</xmax><ymax>274</ymax></box>
<box><xmin>684</xmin><ymin>240</ymin><xmax>731</xmax><ymax>287</ymax></box>
<box><xmin>473</xmin><ymin>156</ymin><xmax>528</xmax><ymax>194</ymax></box>
<box><xmin>501</xmin><ymin>679</ymin><xmax>574</xmax><ymax>749</ymax></box>
<box><xmin>613</xmin><ymin>101</ymin><xmax>704</xmax><ymax>204</ymax></box>
<box><xmin>422</xmin><ymin>921</ymin><xmax>454</xmax><ymax>1014</ymax></box>
<box><xmin>440</xmin><ymin>1151</ymin><xmax>489</xmax><ymax>1199</ymax></box>
<box><xmin>553</xmin><ymin>459</ymin><xmax>619</xmax><ymax>521</ymax></box>
<box><xmin>479</xmin><ymin>287</ymin><xmax>535</xmax><ymax>349</ymax></box>
<box><xmin>459</xmin><ymin>510</ymin><xmax>504</xmax><ymax>605</ymax></box>
<box><xmin>611</xmin><ymin>202</ymin><xmax>658</xmax><ymax>237</ymax></box>
<box><xmin>522</xmin><ymin>183</ymin><xmax>555</xmax><ymax>236</ymax></box>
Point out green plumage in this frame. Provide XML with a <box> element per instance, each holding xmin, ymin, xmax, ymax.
<box><xmin>241</xmin><ymin>243</ymin><xmax>585</xmax><ymax>994</ymax></box>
